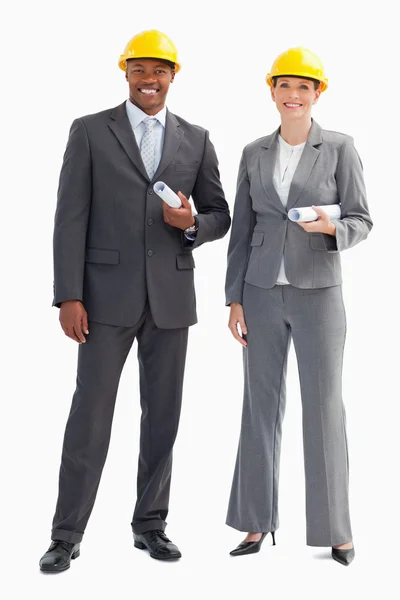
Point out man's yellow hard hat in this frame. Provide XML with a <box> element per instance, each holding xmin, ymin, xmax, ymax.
<box><xmin>266</xmin><ymin>47</ymin><xmax>328</xmax><ymax>92</ymax></box>
<box><xmin>118</xmin><ymin>30</ymin><xmax>181</xmax><ymax>73</ymax></box>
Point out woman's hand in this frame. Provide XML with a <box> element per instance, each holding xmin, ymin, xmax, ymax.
<box><xmin>297</xmin><ymin>205</ymin><xmax>336</xmax><ymax>236</ymax></box>
<box><xmin>228</xmin><ymin>303</ymin><xmax>248</xmax><ymax>347</ymax></box>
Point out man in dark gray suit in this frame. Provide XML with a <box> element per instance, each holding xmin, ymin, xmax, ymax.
<box><xmin>39</xmin><ymin>30</ymin><xmax>230</xmax><ymax>572</ymax></box>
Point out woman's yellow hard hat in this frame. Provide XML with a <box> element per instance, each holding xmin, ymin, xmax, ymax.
<box><xmin>118</xmin><ymin>30</ymin><xmax>181</xmax><ymax>72</ymax></box>
<box><xmin>266</xmin><ymin>47</ymin><xmax>328</xmax><ymax>92</ymax></box>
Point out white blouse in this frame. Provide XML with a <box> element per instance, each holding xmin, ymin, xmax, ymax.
<box><xmin>273</xmin><ymin>135</ymin><xmax>306</xmax><ymax>285</ymax></box>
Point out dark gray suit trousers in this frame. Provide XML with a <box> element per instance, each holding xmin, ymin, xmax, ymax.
<box><xmin>51</xmin><ymin>304</ymin><xmax>188</xmax><ymax>543</ymax></box>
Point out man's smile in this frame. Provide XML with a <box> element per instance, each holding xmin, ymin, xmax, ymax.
<box><xmin>138</xmin><ymin>88</ymin><xmax>159</xmax><ymax>95</ymax></box>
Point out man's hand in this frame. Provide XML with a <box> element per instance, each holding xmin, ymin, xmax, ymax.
<box><xmin>163</xmin><ymin>191</ymin><xmax>195</xmax><ymax>230</ymax></box>
<box><xmin>297</xmin><ymin>205</ymin><xmax>336</xmax><ymax>236</ymax></box>
<box><xmin>228</xmin><ymin>303</ymin><xmax>248</xmax><ymax>347</ymax></box>
<box><xmin>59</xmin><ymin>300</ymin><xmax>89</xmax><ymax>344</ymax></box>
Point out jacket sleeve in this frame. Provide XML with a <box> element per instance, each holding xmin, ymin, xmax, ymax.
<box><xmin>225</xmin><ymin>149</ymin><xmax>256</xmax><ymax>305</ymax></box>
<box><xmin>52</xmin><ymin>118</ymin><xmax>92</xmax><ymax>307</ymax></box>
<box><xmin>318</xmin><ymin>138</ymin><xmax>373</xmax><ymax>253</ymax></box>
<box><xmin>182</xmin><ymin>130</ymin><xmax>231</xmax><ymax>249</ymax></box>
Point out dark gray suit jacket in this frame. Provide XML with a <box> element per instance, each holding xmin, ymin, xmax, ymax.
<box><xmin>53</xmin><ymin>102</ymin><xmax>230</xmax><ymax>328</ymax></box>
<box><xmin>225</xmin><ymin>120</ymin><xmax>373</xmax><ymax>305</ymax></box>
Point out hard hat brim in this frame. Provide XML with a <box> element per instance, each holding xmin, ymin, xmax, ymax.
<box><xmin>266</xmin><ymin>73</ymin><xmax>328</xmax><ymax>92</ymax></box>
<box><xmin>119</xmin><ymin>55</ymin><xmax>181</xmax><ymax>73</ymax></box>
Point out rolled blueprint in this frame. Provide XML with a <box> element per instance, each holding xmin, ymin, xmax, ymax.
<box><xmin>288</xmin><ymin>204</ymin><xmax>341</xmax><ymax>222</ymax></box>
<box><xmin>153</xmin><ymin>181</ymin><xmax>182</xmax><ymax>208</ymax></box>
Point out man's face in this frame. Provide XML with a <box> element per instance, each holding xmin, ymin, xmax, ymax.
<box><xmin>126</xmin><ymin>58</ymin><xmax>175</xmax><ymax>115</ymax></box>
<box><xmin>271</xmin><ymin>77</ymin><xmax>321</xmax><ymax>120</ymax></box>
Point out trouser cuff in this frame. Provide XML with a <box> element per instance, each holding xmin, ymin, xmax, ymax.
<box><xmin>131</xmin><ymin>519</ymin><xmax>166</xmax><ymax>534</ymax></box>
<box><xmin>307</xmin><ymin>536</ymin><xmax>353</xmax><ymax>547</ymax></box>
<box><xmin>51</xmin><ymin>528</ymin><xmax>83</xmax><ymax>544</ymax></box>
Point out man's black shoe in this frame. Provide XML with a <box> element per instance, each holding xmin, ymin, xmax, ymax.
<box><xmin>133</xmin><ymin>530</ymin><xmax>181</xmax><ymax>560</ymax></box>
<box><xmin>39</xmin><ymin>541</ymin><xmax>80</xmax><ymax>573</ymax></box>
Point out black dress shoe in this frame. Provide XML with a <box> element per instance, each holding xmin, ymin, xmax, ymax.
<box><xmin>39</xmin><ymin>540</ymin><xmax>80</xmax><ymax>573</ymax></box>
<box><xmin>133</xmin><ymin>530</ymin><xmax>182</xmax><ymax>560</ymax></box>
<box><xmin>230</xmin><ymin>531</ymin><xmax>276</xmax><ymax>556</ymax></box>
<box><xmin>331</xmin><ymin>546</ymin><xmax>355</xmax><ymax>566</ymax></box>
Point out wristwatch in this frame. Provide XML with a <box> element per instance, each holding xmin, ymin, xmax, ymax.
<box><xmin>184</xmin><ymin>215</ymin><xmax>199</xmax><ymax>235</ymax></box>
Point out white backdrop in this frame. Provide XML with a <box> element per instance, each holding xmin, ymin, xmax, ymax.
<box><xmin>1</xmin><ymin>0</ymin><xmax>399</xmax><ymax>598</ymax></box>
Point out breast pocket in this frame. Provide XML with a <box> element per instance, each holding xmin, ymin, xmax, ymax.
<box><xmin>174</xmin><ymin>163</ymin><xmax>199</xmax><ymax>172</ymax></box>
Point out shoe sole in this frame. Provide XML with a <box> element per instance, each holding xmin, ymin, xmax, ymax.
<box><xmin>40</xmin><ymin>550</ymin><xmax>80</xmax><ymax>573</ymax></box>
<box><xmin>331</xmin><ymin>554</ymin><xmax>353</xmax><ymax>566</ymax></box>
<box><xmin>134</xmin><ymin>541</ymin><xmax>181</xmax><ymax>560</ymax></box>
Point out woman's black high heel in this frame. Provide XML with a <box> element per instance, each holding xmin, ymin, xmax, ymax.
<box><xmin>229</xmin><ymin>531</ymin><xmax>276</xmax><ymax>556</ymax></box>
<box><xmin>331</xmin><ymin>545</ymin><xmax>355</xmax><ymax>566</ymax></box>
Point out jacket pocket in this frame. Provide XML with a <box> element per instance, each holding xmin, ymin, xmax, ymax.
<box><xmin>85</xmin><ymin>248</ymin><xmax>120</xmax><ymax>265</ymax></box>
<box><xmin>174</xmin><ymin>163</ymin><xmax>199</xmax><ymax>171</ymax></box>
<box><xmin>176</xmin><ymin>253</ymin><xmax>195</xmax><ymax>269</ymax></box>
<box><xmin>309</xmin><ymin>233</ymin><xmax>327</xmax><ymax>251</ymax></box>
<box><xmin>250</xmin><ymin>232</ymin><xmax>265</xmax><ymax>247</ymax></box>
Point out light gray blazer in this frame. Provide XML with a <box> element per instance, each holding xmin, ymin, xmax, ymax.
<box><xmin>225</xmin><ymin>119</ymin><xmax>373</xmax><ymax>305</ymax></box>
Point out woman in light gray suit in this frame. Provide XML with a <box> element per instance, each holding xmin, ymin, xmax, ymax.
<box><xmin>225</xmin><ymin>47</ymin><xmax>372</xmax><ymax>566</ymax></box>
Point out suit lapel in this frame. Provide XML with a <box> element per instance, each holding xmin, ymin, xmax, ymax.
<box><xmin>259</xmin><ymin>129</ymin><xmax>285</xmax><ymax>212</ymax></box>
<box><xmin>153</xmin><ymin>109</ymin><xmax>183</xmax><ymax>182</ymax></box>
<box><xmin>259</xmin><ymin>119</ymin><xmax>323</xmax><ymax>212</ymax></box>
<box><xmin>286</xmin><ymin>119</ymin><xmax>322</xmax><ymax>211</ymax></box>
<box><xmin>108</xmin><ymin>101</ymin><xmax>149</xmax><ymax>181</ymax></box>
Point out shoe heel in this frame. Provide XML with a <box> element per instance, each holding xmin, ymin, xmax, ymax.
<box><xmin>134</xmin><ymin>541</ymin><xmax>146</xmax><ymax>550</ymax></box>
<box><xmin>72</xmin><ymin>550</ymin><xmax>80</xmax><ymax>559</ymax></box>
<box><xmin>271</xmin><ymin>531</ymin><xmax>276</xmax><ymax>546</ymax></box>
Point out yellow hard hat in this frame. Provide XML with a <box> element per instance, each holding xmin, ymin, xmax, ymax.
<box><xmin>118</xmin><ymin>30</ymin><xmax>181</xmax><ymax>73</ymax></box>
<box><xmin>266</xmin><ymin>47</ymin><xmax>328</xmax><ymax>92</ymax></box>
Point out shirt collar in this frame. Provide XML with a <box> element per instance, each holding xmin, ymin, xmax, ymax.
<box><xmin>125</xmin><ymin>99</ymin><xmax>166</xmax><ymax>129</ymax></box>
<box><xmin>278</xmin><ymin>134</ymin><xmax>306</xmax><ymax>151</ymax></box>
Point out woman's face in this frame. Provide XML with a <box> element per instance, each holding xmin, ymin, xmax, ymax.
<box><xmin>271</xmin><ymin>77</ymin><xmax>321</xmax><ymax>120</ymax></box>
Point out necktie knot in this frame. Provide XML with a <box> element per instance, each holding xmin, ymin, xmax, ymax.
<box><xmin>143</xmin><ymin>117</ymin><xmax>156</xmax><ymax>131</ymax></box>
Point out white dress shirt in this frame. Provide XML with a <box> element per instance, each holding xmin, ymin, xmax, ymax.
<box><xmin>273</xmin><ymin>135</ymin><xmax>306</xmax><ymax>285</ymax></box>
<box><xmin>125</xmin><ymin>99</ymin><xmax>196</xmax><ymax>240</ymax></box>
<box><xmin>125</xmin><ymin>99</ymin><xmax>166</xmax><ymax>171</ymax></box>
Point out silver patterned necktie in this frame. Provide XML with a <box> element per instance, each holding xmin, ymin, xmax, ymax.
<box><xmin>140</xmin><ymin>117</ymin><xmax>156</xmax><ymax>179</ymax></box>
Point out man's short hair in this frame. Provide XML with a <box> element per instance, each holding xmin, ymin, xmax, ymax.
<box><xmin>126</xmin><ymin>58</ymin><xmax>175</xmax><ymax>71</ymax></box>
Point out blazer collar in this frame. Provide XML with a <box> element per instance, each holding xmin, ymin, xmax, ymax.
<box><xmin>108</xmin><ymin>102</ymin><xmax>183</xmax><ymax>182</ymax></box>
<box><xmin>261</xmin><ymin>118</ymin><xmax>323</xmax><ymax>149</ymax></box>
<box><xmin>153</xmin><ymin>110</ymin><xmax>183</xmax><ymax>182</ymax></box>
<box><xmin>259</xmin><ymin>118</ymin><xmax>323</xmax><ymax>212</ymax></box>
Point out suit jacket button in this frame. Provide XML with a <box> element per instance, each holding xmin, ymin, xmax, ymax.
<box><xmin>147</xmin><ymin>218</ymin><xmax>154</xmax><ymax>225</ymax></box>
<box><xmin>148</xmin><ymin>188</ymin><xmax>154</xmax><ymax>195</ymax></box>
<box><xmin>282</xmin><ymin>214</ymin><xmax>287</xmax><ymax>220</ymax></box>
<box><xmin>147</xmin><ymin>250</ymin><xmax>154</xmax><ymax>257</ymax></box>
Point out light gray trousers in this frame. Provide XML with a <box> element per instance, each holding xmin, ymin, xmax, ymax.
<box><xmin>226</xmin><ymin>283</ymin><xmax>352</xmax><ymax>546</ymax></box>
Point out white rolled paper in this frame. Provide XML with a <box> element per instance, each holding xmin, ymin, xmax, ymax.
<box><xmin>288</xmin><ymin>204</ymin><xmax>341</xmax><ymax>222</ymax></box>
<box><xmin>153</xmin><ymin>181</ymin><xmax>182</xmax><ymax>208</ymax></box>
